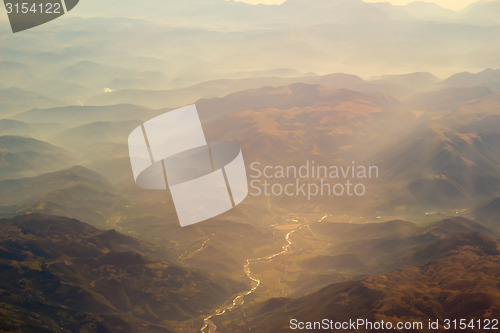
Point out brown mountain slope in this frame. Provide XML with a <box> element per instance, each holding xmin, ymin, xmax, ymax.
<box><xmin>469</xmin><ymin>196</ymin><xmax>500</xmax><ymax>232</ymax></box>
<box><xmin>220</xmin><ymin>232</ymin><xmax>500</xmax><ymax>333</ymax></box>
<box><xmin>201</xmin><ymin>83</ymin><xmax>407</xmax><ymax>169</ymax></box>
<box><xmin>0</xmin><ymin>214</ymin><xmax>244</xmax><ymax>332</ymax></box>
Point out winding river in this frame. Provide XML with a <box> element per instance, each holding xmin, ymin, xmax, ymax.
<box><xmin>200</xmin><ymin>215</ymin><xmax>327</xmax><ymax>333</ymax></box>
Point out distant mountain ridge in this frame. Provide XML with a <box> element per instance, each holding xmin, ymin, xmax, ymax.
<box><xmin>0</xmin><ymin>166</ymin><xmax>123</xmax><ymax>225</ymax></box>
<box><xmin>0</xmin><ymin>87</ymin><xmax>62</xmax><ymax>116</ymax></box>
<box><xmin>0</xmin><ymin>120</ymin><xmax>64</xmax><ymax>138</ymax></box>
<box><xmin>13</xmin><ymin>104</ymin><xmax>158</xmax><ymax>127</ymax></box>
<box><xmin>442</xmin><ymin>68</ymin><xmax>500</xmax><ymax>90</ymax></box>
<box><xmin>0</xmin><ymin>136</ymin><xmax>74</xmax><ymax>181</ymax></box>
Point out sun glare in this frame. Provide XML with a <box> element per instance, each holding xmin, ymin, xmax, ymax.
<box><xmin>231</xmin><ymin>0</ymin><xmax>481</xmax><ymax>11</ymax></box>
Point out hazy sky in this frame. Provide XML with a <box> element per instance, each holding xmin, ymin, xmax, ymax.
<box><xmin>235</xmin><ymin>0</ymin><xmax>481</xmax><ymax>11</ymax></box>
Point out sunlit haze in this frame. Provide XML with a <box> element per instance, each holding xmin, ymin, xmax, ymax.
<box><xmin>364</xmin><ymin>0</ymin><xmax>481</xmax><ymax>11</ymax></box>
<box><xmin>233</xmin><ymin>0</ymin><xmax>482</xmax><ymax>11</ymax></box>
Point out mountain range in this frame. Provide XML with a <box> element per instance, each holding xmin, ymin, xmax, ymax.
<box><xmin>0</xmin><ymin>136</ymin><xmax>74</xmax><ymax>181</ymax></box>
<box><xmin>2</xmin><ymin>0</ymin><xmax>500</xmax><ymax>104</ymax></box>
<box><xmin>2</xmin><ymin>1</ymin><xmax>500</xmax><ymax>329</ymax></box>
<box><xmin>217</xmin><ymin>217</ymin><xmax>500</xmax><ymax>332</ymax></box>
<box><xmin>0</xmin><ymin>166</ymin><xmax>124</xmax><ymax>226</ymax></box>
<box><xmin>4</xmin><ymin>70</ymin><xmax>500</xmax><ymax>220</ymax></box>
<box><xmin>0</xmin><ymin>214</ymin><xmax>245</xmax><ymax>332</ymax></box>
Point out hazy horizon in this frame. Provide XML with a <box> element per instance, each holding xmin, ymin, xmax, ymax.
<box><xmin>232</xmin><ymin>0</ymin><xmax>483</xmax><ymax>11</ymax></box>
<box><xmin>2</xmin><ymin>0</ymin><xmax>500</xmax><ymax>80</ymax></box>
